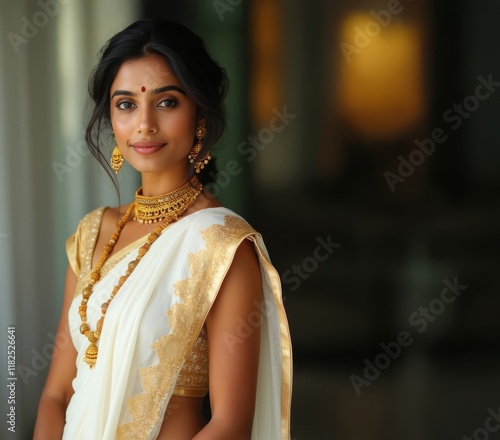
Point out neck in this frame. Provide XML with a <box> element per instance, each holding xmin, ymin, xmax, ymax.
<box><xmin>140</xmin><ymin>167</ymin><xmax>192</xmax><ymax>197</ymax></box>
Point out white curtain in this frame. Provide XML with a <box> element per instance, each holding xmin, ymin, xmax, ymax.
<box><xmin>0</xmin><ymin>1</ymin><xmax>138</xmax><ymax>437</ymax></box>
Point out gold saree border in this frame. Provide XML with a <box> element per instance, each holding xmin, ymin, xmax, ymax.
<box><xmin>116</xmin><ymin>215</ymin><xmax>260</xmax><ymax>439</ymax></box>
<box><xmin>248</xmin><ymin>236</ymin><xmax>293</xmax><ymax>439</ymax></box>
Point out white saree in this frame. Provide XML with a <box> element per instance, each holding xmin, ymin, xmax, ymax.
<box><xmin>62</xmin><ymin>206</ymin><xmax>292</xmax><ymax>439</ymax></box>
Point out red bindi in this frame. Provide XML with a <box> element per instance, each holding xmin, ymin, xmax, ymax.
<box><xmin>141</xmin><ymin>86</ymin><xmax>146</xmax><ymax>92</ymax></box>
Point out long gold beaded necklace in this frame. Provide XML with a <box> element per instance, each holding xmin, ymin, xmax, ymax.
<box><xmin>78</xmin><ymin>176</ymin><xmax>203</xmax><ymax>368</ymax></box>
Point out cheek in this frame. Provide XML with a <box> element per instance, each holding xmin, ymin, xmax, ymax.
<box><xmin>113</xmin><ymin>120</ymin><xmax>129</xmax><ymax>137</ymax></box>
<box><xmin>110</xmin><ymin>111</ymin><xmax>129</xmax><ymax>138</ymax></box>
<box><xmin>161</xmin><ymin>110</ymin><xmax>197</xmax><ymax>139</ymax></box>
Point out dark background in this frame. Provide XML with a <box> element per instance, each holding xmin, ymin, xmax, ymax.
<box><xmin>142</xmin><ymin>1</ymin><xmax>500</xmax><ymax>439</ymax></box>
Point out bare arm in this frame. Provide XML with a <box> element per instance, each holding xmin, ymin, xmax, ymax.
<box><xmin>193</xmin><ymin>239</ymin><xmax>262</xmax><ymax>440</ymax></box>
<box><xmin>33</xmin><ymin>265</ymin><xmax>78</xmax><ymax>439</ymax></box>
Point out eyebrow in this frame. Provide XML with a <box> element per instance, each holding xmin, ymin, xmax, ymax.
<box><xmin>111</xmin><ymin>85</ymin><xmax>186</xmax><ymax>99</ymax></box>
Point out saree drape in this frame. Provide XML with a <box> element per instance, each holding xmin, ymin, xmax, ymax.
<box><xmin>62</xmin><ymin>206</ymin><xmax>292</xmax><ymax>439</ymax></box>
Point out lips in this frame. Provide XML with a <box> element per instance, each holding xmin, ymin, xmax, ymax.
<box><xmin>130</xmin><ymin>141</ymin><xmax>166</xmax><ymax>155</ymax></box>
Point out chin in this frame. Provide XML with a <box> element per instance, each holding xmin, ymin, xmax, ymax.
<box><xmin>132</xmin><ymin>165</ymin><xmax>167</xmax><ymax>174</ymax></box>
<box><xmin>130</xmin><ymin>160</ymin><xmax>185</xmax><ymax>175</ymax></box>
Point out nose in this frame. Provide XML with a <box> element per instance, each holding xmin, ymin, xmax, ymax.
<box><xmin>137</xmin><ymin>106</ymin><xmax>158</xmax><ymax>134</ymax></box>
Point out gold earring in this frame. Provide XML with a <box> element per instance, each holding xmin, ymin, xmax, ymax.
<box><xmin>188</xmin><ymin>126</ymin><xmax>211</xmax><ymax>173</ymax></box>
<box><xmin>110</xmin><ymin>145</ymin><xmax>124</xmax><ymax>174</ymax></box>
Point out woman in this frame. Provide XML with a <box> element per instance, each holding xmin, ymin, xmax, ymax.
<box><xmin>34</xmin><ymin>19</ymin><xmax>292</xmax><ymax>440</ymax></box>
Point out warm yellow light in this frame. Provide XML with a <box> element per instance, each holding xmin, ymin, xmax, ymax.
<box><xmin>338</xmin><ymin>13</ymin><xmax>425</xmax><ymax>140</ymax></box>
<box><xmin>250</xmin><ymin>0</ymin><xmax>283</xmax><ymax>124</ymax></box>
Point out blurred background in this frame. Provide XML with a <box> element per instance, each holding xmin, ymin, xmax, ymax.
<box><xmin>1</xmin><ymin>0</ymin><xmax>500</xmax><ymax>438</ymax></box>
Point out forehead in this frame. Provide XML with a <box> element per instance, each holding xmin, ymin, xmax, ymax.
<box><xmin>111</xmin><ymin>54</ymin><xmax>180</xmax><ymax>90</ymax></box>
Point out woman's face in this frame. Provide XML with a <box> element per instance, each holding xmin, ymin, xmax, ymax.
<box><xmin>109</xmin><ymin>54</ymin><xmax>200</xmax><ymax>176</ymax></box>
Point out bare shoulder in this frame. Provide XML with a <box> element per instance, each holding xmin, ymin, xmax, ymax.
<box><xmin>100</xmin><ymin>204</ymin><xmax>132</xmax><ymax>230</ymax></box>
<box><xmin>233</xmin><ymin>238</ymin><xmax>260</xmax><ymax>266</ymax></box>
<box><xmin>103</xmin><ymin>204</ymin><xmax>132</xmax><ymax>220</ymax></box>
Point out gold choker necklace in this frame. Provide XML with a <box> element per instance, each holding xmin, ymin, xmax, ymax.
<box><xmin>134</xmin><ymin>176</ymin><xmax>203</xmax><ymax>224</ymax></box>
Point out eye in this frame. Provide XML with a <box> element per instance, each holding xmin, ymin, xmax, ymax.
<box><xmin>116</xmin><ymin>100</ymin><xmax>136</xmax><ymax>110</ymax></box>
<box><xmin>158</xmin><ymin>98</ymin><xmax>178</xmax><ymax>108</ymax></box>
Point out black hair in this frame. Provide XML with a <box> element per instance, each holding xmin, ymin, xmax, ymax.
<box><xmin>85</xmin><ymin>19</ymin><xmax>228</xmax><ymax>188</ymax></box>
